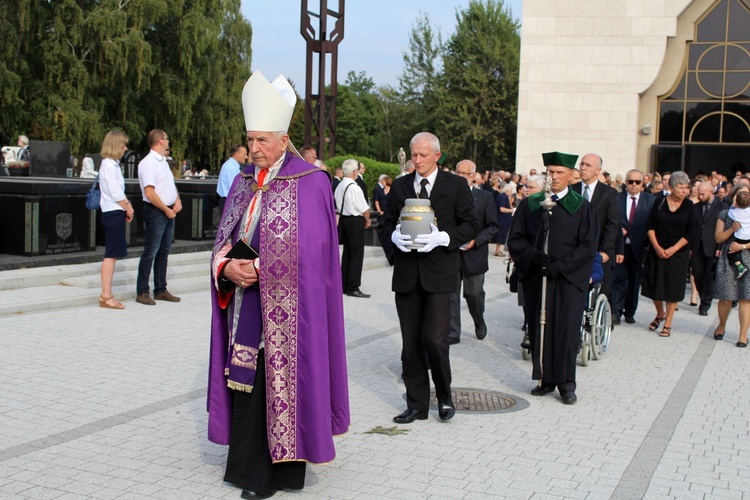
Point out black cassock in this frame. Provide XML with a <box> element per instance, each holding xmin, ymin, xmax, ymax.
<box><xmin>508</xmin><ymin>191</ymin><xmax>598</xmax><ymax>390</ymax></box>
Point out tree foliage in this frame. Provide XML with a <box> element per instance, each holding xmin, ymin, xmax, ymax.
<box><xmin>0</xmin><ymin>0</ymin><xmax>252</xmax><ymax>169</ymax></box>
<box><xmin>331</xmin><ymin>1</ymin><xmax>519</xmax><ymax>170</ymax></box>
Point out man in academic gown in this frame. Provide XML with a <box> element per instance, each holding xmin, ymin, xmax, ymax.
<box><xmin>207</xmin><ymin>70</ymin><xmax>350</xmax><ymax>499</ymax></box>
<box><xmin>507</xmin><ymin>151</ymin><xmax>597</xmax><ymax>405</ymax></box>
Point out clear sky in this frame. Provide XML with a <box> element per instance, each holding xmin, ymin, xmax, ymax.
<box><xmin>240</xmin><ymin>0</ymin><xmax>523</xmax><ymax>90</ymax></box>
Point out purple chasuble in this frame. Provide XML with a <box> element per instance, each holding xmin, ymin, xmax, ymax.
<box><xmin>208</xmin><ymin>152</ymin><xmax>350</xmax><ymax>464</ymax></box>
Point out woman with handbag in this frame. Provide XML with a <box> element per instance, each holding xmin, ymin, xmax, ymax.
<box><xmin>98</xmin><ymin>130</ymin><xmax>133</xmax><ymax>309</ymax></box>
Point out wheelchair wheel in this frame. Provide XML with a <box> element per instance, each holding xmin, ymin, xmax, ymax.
<box><xmin>591</xmin><ymin>294</ymin><xmax>612</xmax><ymax>360</ymax></box>
<box><xmin>522</xmin><ymin>347</ymin><xmax>531</xmax><ymax>360</ymax></box>
<box><xmin>581</xmin><ymin>343</ymin><xmax>591</xmax><ymax>366</ymax></box>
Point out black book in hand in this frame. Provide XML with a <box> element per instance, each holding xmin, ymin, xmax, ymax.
<box><xmin>225</xmin><ymin>239</ymin><xmax>259</xmax><ymax>260</ymax></box>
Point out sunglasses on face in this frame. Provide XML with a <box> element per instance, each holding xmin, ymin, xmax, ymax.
<box><xmin>626</xmin><ymin>179</ymin><xmax>642</xmax><ymax>185</ymax></box>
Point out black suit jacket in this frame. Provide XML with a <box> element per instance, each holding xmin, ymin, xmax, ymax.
<box><xmin>617</xmin><ymin>191</ymin><xmax>655</xmax><ymax>261</ymax></box>
<box><xmin>356</xmin><ymin>175</ymin><xmax>369</xmax><ymax>202</ymax></box>
<box><xmin>384</xmin><ymin>170</ymin><xmax>478</xmax><ymax>293</ymax></box>
<box><xmin>460</xmin><ymin>187</ymin><xmax>499</xmax><ymax>276</ymax></box>
<box><xmin>572</xmin><ymin>181</ymin><xmax>618</xmax><ymax>257</ymax></box>
<box><xmin>692</xmin><ymin>197</ymin><xmax>728</xmax><ymax>257</ymax></box>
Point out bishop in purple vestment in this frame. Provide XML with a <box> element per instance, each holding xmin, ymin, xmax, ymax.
<box><xmin>207</xmin><ymin>70</ymin><xmax>349</xmax><ymax>498</ymax></box>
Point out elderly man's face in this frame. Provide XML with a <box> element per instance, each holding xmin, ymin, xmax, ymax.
<box><xmin>570</xmin><ymin>169</ymin><xmax>581</xmax><ymax>184</ymax></box>
<box><xmin>411</xmin><ymin>138</ymin><xmax>440</xmax><ymax>177</ymax></box>
<box><xmin>526</xmin><ymin>182</ymin><xmax>542</xmax><ymax>195</ymax></box>
<box><xmin>247</xmin><ymin>131</ymin><xmax>288</xmax><ymax>169</ymax></box>
<box><xmin>455</xmin><ymin>162</ymin><xmax>475</xmax><ymax>187</ymax></box>
<box><xmin>302</xmin><ymin>149</ymin><xmax>317</xmax><ymax>164</ymax></box>
<box><xmin>625</xmin><ymin>172</ymin><xmax>644</xmax><ymax>196</ymax></box>
<box><xmin>547</xmin><ymin>166</ymin><xmax>572</xmax><ymax>193</ymax></box>
<box><xmin>578</xmin><ymin>154</ymin><xmax>601</xmax><ymax>183</ymax></box>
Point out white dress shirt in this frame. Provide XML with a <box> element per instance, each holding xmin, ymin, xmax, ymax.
<box><xmin>413</xmin><ymin>168</ymin><xmax>439</xmax><ymax>198</ymax></box>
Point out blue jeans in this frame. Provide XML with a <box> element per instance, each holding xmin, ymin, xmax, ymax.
<box><xmin>137</xmin><ymin>203</ymin><xmax>174</xmax><ymax>295</ymax></box>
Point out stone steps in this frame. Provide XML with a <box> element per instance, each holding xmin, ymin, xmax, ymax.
<box><xmin>0</xmin><ymin>246</ymin><xmax>389</xmax><ymax>315</ymax></box>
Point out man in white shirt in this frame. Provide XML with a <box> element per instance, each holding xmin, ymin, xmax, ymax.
<box><xmin>136</xmin><ymin>129</ymin><xmax>183</xmax><ymax>305</ymax></box>
<box><xmin>216</xmin><ymin>144</ymin><xmax>248</xmax><ymax>212</ymax></box>
<box><xmin>334</xmin><ymin>158</ymin><xmax>371</xmax><ymax>298</ymax></box>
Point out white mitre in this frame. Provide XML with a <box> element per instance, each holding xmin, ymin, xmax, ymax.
<box><xmin>242</xmin><ymin>70</ymin><xmax>296</xmax><ymax>133</ymax></box>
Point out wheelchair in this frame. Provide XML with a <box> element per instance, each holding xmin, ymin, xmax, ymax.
<box><xmin>520</xmin><ymin>282</ymin><xmax>612</xmax><ymax>364</ymax></box>
<box><xmin>579</xmin><ymin>282</ymin><xmax>612</xmax><ymax>366</ymax></box>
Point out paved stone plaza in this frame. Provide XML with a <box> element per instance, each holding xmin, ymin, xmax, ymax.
<box><xmin>1</xmin><ymin>251</ymin><xmax>748</xmax><ymax>499</ymax></box>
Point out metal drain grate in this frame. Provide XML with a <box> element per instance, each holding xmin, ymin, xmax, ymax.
<box><xmin>428</xmin><ymin>387</ymin><xmax>529</xmax><ymax>414</ymax></box>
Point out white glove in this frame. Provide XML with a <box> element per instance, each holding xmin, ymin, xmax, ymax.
<box><xmin>391</xmin><ymin>224</ymin><xmax>412</xmax><ymax>253</ymax></box>
<box><xmin>415</xmin><ymin>223</ymin><xmax>450</xmax><ymax>253</ymax></box>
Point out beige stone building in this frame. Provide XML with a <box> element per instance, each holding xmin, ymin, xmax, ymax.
<box><xmin>516</xmin><ymin>0</ymin><xmax>750</xmax><ymax>178</ymax></box>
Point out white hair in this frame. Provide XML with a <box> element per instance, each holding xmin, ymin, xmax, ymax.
<box><xmin>378</xmin><ymin>174</ymin><xmax>389</xmax><ymax>182</ymax></box>
<box><xmin>410</xmin><ymin>132</ymin><xmax>440</xmax><ymax>153</ymax></box>
<box><xmin>18</xmin><ymin>135</ymin><xmax>29</xmax><ymax>146</ymax></box>
<box><xmin>526</xmin><ymin>174</ymin><xmax>546</xmax><ymax>187</ymax></box>
<box><xmin>342</xmin><ymin>158</ymin><xmax>359</xmax><ymax>176</ymax></box>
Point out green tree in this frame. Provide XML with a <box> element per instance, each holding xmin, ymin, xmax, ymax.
<box><xmin>435</xmin><ymin>0</ymin><xmax>520</xmax><ymax>169</ymax></box>
<box><xmin>334</xmin><ymin>71</ymin><xmax>378</xmax><ymax>157</ymax></box>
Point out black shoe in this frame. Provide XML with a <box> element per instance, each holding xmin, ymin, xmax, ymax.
<box><xmin>448</xmin><ymin>337</ymin><xmax>460</xmax><ymax>345</ymax></box>
<box><xmin>520</xmin><ymin>333</ymin><xmax>530</xmax><ymax>349</ymax></box>
<box><xmin>438</xmin><ymin>402</ymin><xmax>456</xmax><ymax>420</ymax></box>
<box><xmin>475</xmin><ymin>322</ymin><xmax>487</xmax><ymax>340</ymax></box>
<box><xmin>738</xmin><ymin>341</ymin><xmax>748</xmax><ymax>348</ymax></box>
<box><xmin>698</xmin><ymin>309</ymin><xmax>708</xmax><ymax>316</ymax></box>
<box><xmin>530</xmin><ymin>385</ymin><xmax>555</xmax><ymax>396</ymax></box>
<box><xmin>241</xmin><ymin>488</ymin><xmax>277</xmax><ymax>499</ymax></box>
<box><xmin>611</xmin><ymin>315</ymin><xmax>621</xmax><ymax>325</ymax></box>
<box><xmin>393</xmin><ymin>409</ymin><xmax>428</xmax><ymax>424</ymax></box>
<box><xmin>560</xmin><ymin>390</ymin><xmax>577</xmax><ymax>405</ymax></box>
<box><xmin>624</xmin><ymin>315</ymin><xmax>636</xmax><ymax>324</ymax></box>
<box><xmin>346</xmin><ymin>289</ymin><xmax>371</xmax><ymax>298</ymax></box>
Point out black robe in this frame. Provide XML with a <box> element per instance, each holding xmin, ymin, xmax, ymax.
<box><xmin>508</xmin><ymin>191</ymin><xmax>598</xmax><ymax>389</ymax></box>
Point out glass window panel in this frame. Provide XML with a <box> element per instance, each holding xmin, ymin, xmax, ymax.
<box><xmin>654</xmin><ymin>146</ymin><xmax>684</xmax><ymax>173</ymax></box>
<box><xmin>689</xmin><ymin>44</ymin><xmax>710</xmax><ymax>70</ymax></box>
<box><xmin>722</xmin><ymin>114</ymin><xmax>750</xmax><ymax>142</ymax></box>
<box><xmin>725</xmin><ymin>72</ymin><xmax>750</xmax><ymax>97</ymax></box>
<box><xmin>665</xmin><ymin>75</ymin><xmax>687</xmax><ymax>100</ymax></box>
<box><xmin>697</xmin><ymin>44</ymin><xmax>726</xmax><ymax>70</ymax></box>
<box><xmin>728</xmin><ymin>0</ymin><xmax>750</xmax><ymax>41</ymax></box>
<box><xmin>689</xmin><ymin>113</ymin><xmax>722</xmax><ymax>142</ymax></box>
<box><xmin>687</xmin><ymin>72</ymin><xmax>711</xmax><ymax>99</ymax></box>
<box><xmin>726</xmin><ymin>45</ymin><xmax>750</xmax><ymax>70</ymax></box>
<box><xmin>725</xmin><ymin>101</ymin><xmax>750</xmax><ymax>123</ymax></box>
<box><xmin>698</xmin><ymin>72</ymin><xmax>726</xmax><ymax>97</ymax></box>
<box><xmin>685</xmin><ymin>102</ymin><xmax>722</xmax><ymax>141</ymax></box>
<box><xmin>659</xmin><ymin>102</ymin><xmax>685</xmax><ymax>143</ymax></box>
<box><xmin>697</xmin><ymin>0</ymin><xmax>728</xmax><ymax>42</ymax></box>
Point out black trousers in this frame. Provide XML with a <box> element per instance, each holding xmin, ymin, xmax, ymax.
<box><xmin>224</xmin><ymin>350</ymin><xmax>306</xmax><ymax>494</ymax></box>
<box><xmin>449</xmin><ymin>270</ymin><xmax>486</xmax><ymax>340</ymax></box>
<box><xmin>395</xmin><ymin>282</ymin><xmax>452</xmax><ymax>411</ymax></box>
<box><xmin>612</xmin><ymin>245</ymin><xmax>643</xmax><ymax>318</ymax></box>
<box><xmin>339</xmin><ymin>215</ymin><xmax>365</xmax><ymax>293</ymax></box>
<box><xmin>691</xmin><ymin>252</ymin><xmax>718</xmax><ymax>312</ymax></box>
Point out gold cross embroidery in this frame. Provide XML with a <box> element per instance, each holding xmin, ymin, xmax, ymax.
<box><xmin>251</xmin><ymin>183</ymin><xmax>270</xmax><ymax>193</ymax></box>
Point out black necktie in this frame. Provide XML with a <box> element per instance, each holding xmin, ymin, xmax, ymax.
<box><xmin>551</xmin><ymin>194</ymin><xmax>559</xmax><ymax>202</ymax></box>
<box><xmin>419</xmin><ymin>178</ymin><xmax>429</xmax><ymax>199</ymax></box>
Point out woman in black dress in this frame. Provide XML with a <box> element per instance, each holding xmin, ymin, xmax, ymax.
<box><xmin>641</xmin><ymin>171</ymin><xmax>694</xmax><ymax>337</ymax></box>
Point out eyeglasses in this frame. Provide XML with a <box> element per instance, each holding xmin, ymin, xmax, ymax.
<box><xmin>626</xmin><ymin>180</ymin><xmax>642</xmax><ymax>185</ymax></box>
<box><xmin>456</xmin><ymin>171</ymin><xmax>475</xmax><ymax>177</ymax></box>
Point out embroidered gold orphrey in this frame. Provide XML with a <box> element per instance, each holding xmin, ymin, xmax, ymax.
<box><xmin>260</xmin><ymin>177</ymin><xmax>299</xmax><ymax>462</ymax></box>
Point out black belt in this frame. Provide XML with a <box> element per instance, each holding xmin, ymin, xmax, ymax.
<box><xmin>340</xmin><ymin>215</ymin><xmax>364</xmax><ymax>218</ymax></box>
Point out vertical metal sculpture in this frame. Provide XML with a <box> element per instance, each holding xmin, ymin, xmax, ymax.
<box><xmin>300</xmin><ymin>0</ymin><xmax>345</xmax><ymax>159</ymax></box>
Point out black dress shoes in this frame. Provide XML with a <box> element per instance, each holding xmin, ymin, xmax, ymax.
<box><xmin>624</xmin><ymin>315</ymin><xmax>636</xmax><ymax>324</ymax></box>
<box><xmin>611</xmin><ymin>314</ymin><xmax>621</xmax><ymax>325</ymax></box>
<box><xmin>241</xmin><ymin>488</ymin><xmax>277</xmax><ymax>499</ymax></box>
<box><xmin>475</xmin><ymin>322</ymin><xmax>487</xmax><ymax>340</ymax></box>
<box><xmin>698</xmin><ymin>309</ymin><xmax>708</xmax><ymax>316</ymax></box>
<box><xmin>560</xmin><ymin>390</ymin><xmax>577</xmax><ymax>405</ymax></box>
<box><xmin>393</xmin><ymin>408</ymin><xmax>428</xmax><ymax>424</ymax></box>
<box><xmin>530</xmin><ymin>385</ymin><xmax>555</xmax><ymax>396</ymax></box>
<box><xmin>438</xmin><ymin>402</ymin><xmax>456</xmax><ymax>420</ymax></box>
<box><xmin>346</xmin><ymin>289</ymin><xmax>370</xmax><ymax>298</ymax></box>
<box><xmin>448</xmin><ymin>337</ymin><xmax>460</xmax><ymax>345</ymax></box>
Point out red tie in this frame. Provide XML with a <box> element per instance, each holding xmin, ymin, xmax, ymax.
<box><xmin>628</xmin><ymin>196</ymin><xmax>637</xmax><ymax>225</ymax></box>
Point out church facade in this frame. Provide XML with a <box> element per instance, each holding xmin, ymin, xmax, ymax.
<box><xmin>516</xmin><ymin>0</ymin><xmax>750</xmax><ymax>177</ymax></box>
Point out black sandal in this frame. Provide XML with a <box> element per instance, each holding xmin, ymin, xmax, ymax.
<box><xmin>648</xmin><ymin>316</ymin><xmax>666</xmax><ymax>331</ymax></box>
<box><xmin>659</xmin><ymin>326</ymin><xmax>671</xmax><ymax>337</ymax></box>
